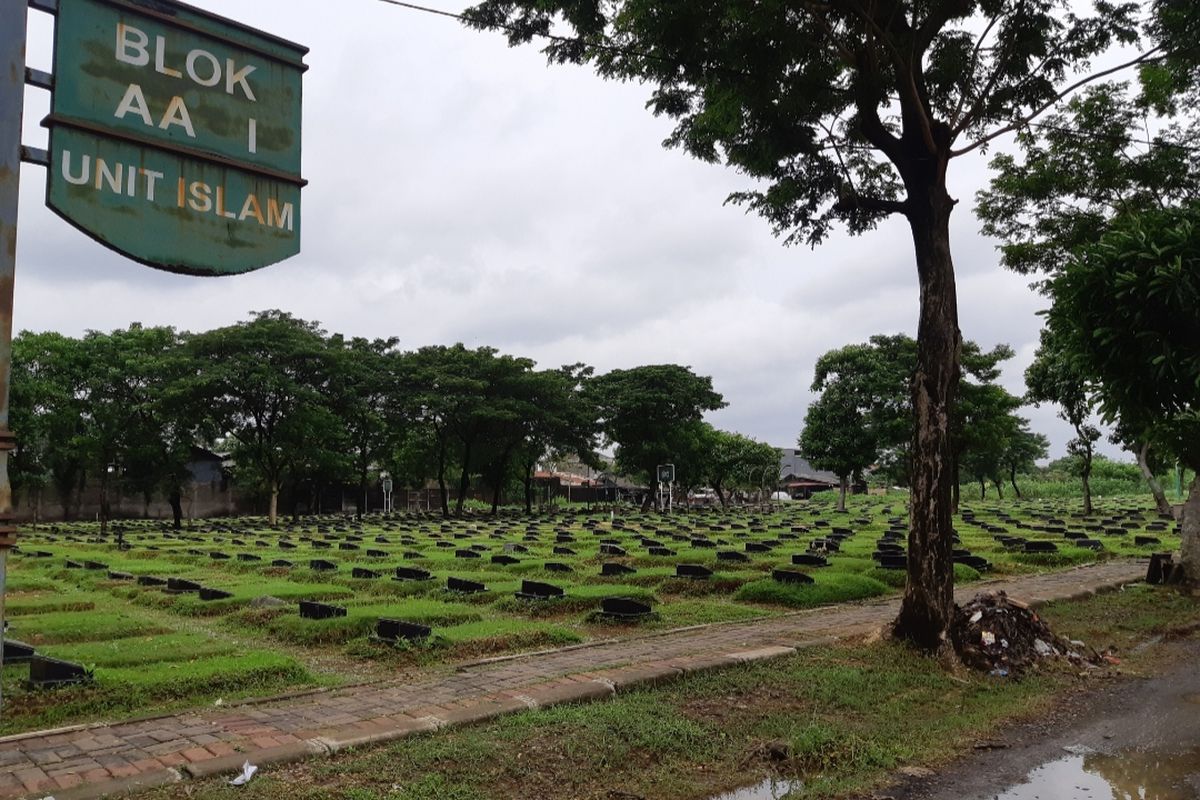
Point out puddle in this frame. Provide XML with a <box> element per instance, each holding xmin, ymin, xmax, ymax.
<box><xmin>708</xmin><ymin>777</ymin><xmax>803</xmax><ymax>800</ymax></box>
<box><xmin>995</xmin><ymin>746</ymin><xmax>1200</xmax><ymax>799</ymax></box>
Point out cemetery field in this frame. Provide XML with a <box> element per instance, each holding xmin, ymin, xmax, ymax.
<box><xmin>1</xmin><ymin>496</ymin><xmax>1180</xmax><ymax>736</ymax></box>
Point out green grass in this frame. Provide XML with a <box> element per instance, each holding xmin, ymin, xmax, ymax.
<box><xmin>5</xmin><ymin>609</ymin><xmax>172</xmax><ymax>644</ymax></box>
<box><xmin>735</xmin><ymin>573</ymin><xmax>891</xmax><ymax>607</ymax></box>
<box><xmin>140</xmin><ymin>585</ymin><xmax>1200</xmax><ymax>800</ymax></box>
<box><xmin>3</xmin><ymin>494</ymin><xmax>1176</xmax><ymax>737</ymax></box>
<box><xmin>1</xmin><ymin>651</ymin><xmax>314</xmax><ymax>736</ymax></box>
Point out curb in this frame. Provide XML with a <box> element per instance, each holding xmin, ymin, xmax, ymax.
<box><xmin>181</xmin><ymin>740</ymin><xmax>328</xmax><ymax>780</ymax></box>
<box><xmin>35</xmin><ymin>768</ymin><xmax>181</xmax><ymax>800</ymax></box>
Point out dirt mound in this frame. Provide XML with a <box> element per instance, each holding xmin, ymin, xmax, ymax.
<box><xmin>950</xmin><ymin>591</ymin><xmax>1104</xmax><ymax>675</ymax></box>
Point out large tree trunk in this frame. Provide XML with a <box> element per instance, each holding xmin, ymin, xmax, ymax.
<box><xmin>456</xmin><ymin>442</ymin><xmax>472</xmax><ymax>516</ymax></box>
<box><xmin>1081</xmin><ymin>460</ymin><xmax>1093</xmax><ymax>515</ymax></box>
<box><xmin>978</xmin><ymin>477</ymin><xmax>985</xmax><ymax>500</ymax></box>
<box><xmin>435</xmin><ymin>440</ymin><xmax>450</xmax><ymax>518</ymax></box>
<box><xmin>894</xmin><ymin>169</ymin><xmax>961</xmax><ymax>653</ymax></box>
<box><xmin>1010</xmin><ymin>464</ymin><xmax>1023</xmax><ymax>499</ymax></box>
<box><xmin>837</xmin><ymin>476</ymin><xmax>848</xmax><ymax>513</ymax></box>
<box><xmin>358</xmin><ymin>460</ymin><xmax>368</xmax><ymax>520</ymax></box>
<box><xmin>268</xmin><ymin>481</ymin><xmax>279</xmax><ymax>527</ymax></box>
<box><xmin>523</xmin><ymin>463</ymin><xmax>534</xmax><ymax>515</ymax></box>
<box><xmin>168</xmin><ymin>488</ymin><xmax>183</xmax><ymax>530</ymax></box>
<box><xmin>1137</xmin><ymin>442</ymin><xmax>1175</xmax><ymax>519</ymax></box>
<box><xmin>993</xmin><ymin>478</ymin><xmax>1004</xmax><ymax>499</ymax></box>
<box><xmin>1179</xmin><ymin>472</ymin><xmax>1200</xmax><ymax>587</ymax></box>
<box><xmin>714</xmin><ymin>484</ymin><xmax>728</xmax><ymax>508</ymax></box>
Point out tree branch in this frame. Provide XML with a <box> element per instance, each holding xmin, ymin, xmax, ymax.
<box><xmin>845</xmin><ymin>0</ymin><xmax>940</xmax><ymax>155</ymax></box>
<box><xmin>833</xmin><ymin>193</ymin><xmax>909</xmax><ymax>216</ymax></box>
<box><xmin>952</xmin><ymin>48</ymin><xmax>1165</xmax><ymax>157</ymax></box>
<box><xmin>948</xmin><ymin>10</ymin><xmax>1005</xmax><ymax>129</ymax></box>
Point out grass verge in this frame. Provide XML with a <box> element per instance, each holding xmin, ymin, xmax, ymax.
<box><xmin>136</xmin><ymin>584</ymin><xmax>1200</xmax><ymax>800</ymax></box>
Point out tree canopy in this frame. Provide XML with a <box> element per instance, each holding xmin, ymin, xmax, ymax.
<box><xmin>1043</xmin><ymin>203</ymin><xmax>1200</xmax><ymax>582</ymax></box>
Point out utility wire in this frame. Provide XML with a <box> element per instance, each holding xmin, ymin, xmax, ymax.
<box><xmin>375</xmin><ymin>0</ymin><xmax>1200</xmax><ymax>158</ymax></box>
<box><xmin>374</xmin><ymin>0</ymin><xmax>690</xmax><ymax>70</ymax></box>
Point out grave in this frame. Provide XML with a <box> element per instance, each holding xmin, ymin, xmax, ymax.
<box><xmin>447</xmin><ymin>577</ymin><xmax>487</xmax><ymax>594</ymax></box>
<box><xmin>352</xmin><ymin>567</ymin><xmax>382</xmax><ymax>579</ymax></box>
<box><xmin>772</xmin><ymin>569</ymin><xmax>814</xmax><ymax>585</ymax></box>
<box><xmin>28</xmin><ymin>656</ymin><xmax>93</xmax><ymax>689</ymax></box>
<box><xmin>601</xmin><ymin>562</ymin><xmax>636</xmax><ymax>576</ymax></box>
<box><xmin>299</xmin><ymin>600</ymin><xmax>347</xmax><ymax>619</ymax></box>
<box><xmin>166</xmin><ymin>577</ymin><xmax>202</xmax><ymax>593</ymax></box>
<box><xmin>309</xmin><ymin>559</ymin><xmax>338</xmax><ymax>571</ymax></box>
<box><xmin>395</xmin><ymin>566</ymin><xmax>433</xmax><ymax>581</ymax></box>
<box><xmin>2</xmin><ymin>640</ymin><xmax>35</xmax><ymax>663</ymax></box>
<box><xmin>515</xmin><ymin>580</ymin><xmax>564</xmax><ymax>600</ymax></box>
<box><xmin>599</xmin><ymin>597</ymin><xmax>653</xmax><ymax>620</ymax></box>
<box><xmin>676</xmin><ymin>564</ymin><xmax>713</xmax><ymax>580</ymax></box>
<box><xmin>199</xmin><ymin>587</ymin><xmax>234</xmax><ymax>601</ymax></box>
<box><xmin>375</xmin><ymin>619</ymin><xmax>431</xmax><ymax>642</ymax></box>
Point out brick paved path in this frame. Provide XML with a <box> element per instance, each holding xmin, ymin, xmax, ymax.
<box><xmin>0</xmin><ymin>561</ymin><xmax>1145</xmax><ymax>799</ymax></box>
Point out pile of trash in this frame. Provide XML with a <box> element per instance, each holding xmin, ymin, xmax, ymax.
<box><xmin>950</xmin><ymin>591</ymin><xmax>1111</xmax><ymax>676</ymax></box>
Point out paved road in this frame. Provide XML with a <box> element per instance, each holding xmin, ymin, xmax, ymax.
<box><xmin>0</xmin><ymin>561</ymin><xmax>1145</xmax><ymax>800</ymax></box>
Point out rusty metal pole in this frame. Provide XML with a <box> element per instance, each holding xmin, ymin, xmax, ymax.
<box><xmin>0</xmin><ymin>0</ymin><xmax>28</xmax><ymax>718</ymax></box>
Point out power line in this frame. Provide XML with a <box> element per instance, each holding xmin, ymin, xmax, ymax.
<box><xmin>374</xmin><ymin>0</ymin><xmax>687</xmax><ymax>70</ymax></box>
<box><xmin>375</xmin><ymin>0</ymin><xmax>1200</xmax><ymax>158</ymax></box>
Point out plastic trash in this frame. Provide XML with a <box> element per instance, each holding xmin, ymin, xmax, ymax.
<box><xmin>1033</xmin><ymin>639</ymin><xmax>1054</xmax><ymax>657</ymax></box>
<box><xmin>969</xmin><ymin>610</ymin><xmax>983</xmax><ymax>624</ymax></box>
<box><xmin>981</xmin><ymin>631</ymin><xmax>996</xmax><ymax>646</ymax></box>
<box><xmin>230</xmin><ymin>761</ymin><xmax>258</xmax><ymax>786</ymax></box>
<box><xmin>989</xmin><ymin>668</ymin><xmax>1008</xmax><ymax>677</ymax></box>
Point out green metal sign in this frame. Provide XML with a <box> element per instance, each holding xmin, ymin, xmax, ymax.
<box><xmin>45</xmin><ymin>0</ymin><xmax>307</xmax><ymax>275</ymax></box>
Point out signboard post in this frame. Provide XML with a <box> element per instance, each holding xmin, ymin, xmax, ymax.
<box><xmin>0</xmin><ymin>0</ymin><xmax>29</xmax><ymax>720</ymax></box>
<box><xmin>45</xmin><ymin>0</ymin><xmax>308</xmax><ymax>275</ymax></box>
<box><xmin>657</xmin><ymin>463</ymin><xmax>675</xmax><ymax>514</ymax></box>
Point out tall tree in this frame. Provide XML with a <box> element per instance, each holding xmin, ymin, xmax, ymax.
<box><xmin>327</xmin><ymin>336</ymin><xmax>404</xmax><ymax>519</ymax></box>
<box><xmin>951</xmin><ymin>343</ymin><xmax>1019</xmax><ymax>509</ymax></box>
<box><xmin>187</xmin><ymin>311</ymin><xmax>333</xmax><ymax>527</ymax></box>
<box><xmin>1001</xmin><ymin>424</ymin><xmax>1050</xmax><ymax>500</ymax></box>
<box><xmin>1044</xmin><ymin>203</ymin><xmax>1200</xmax><ymax>584</ymax></box>
<box><xmin>11</xmin><ymin>332</ymin><xmax>87</xmax><ymax>522</ymax></box>
<box><xmin>1025</xmin><ymin>328</ymin><xmax>1101</xmax><ymax>514</ymax></box>
<box><xmin>698</xmin><ymin>425</ymin><xmax>779</xmax><ymax>508</ymax></box>
<box><xmin>1111</xmin><ymin>421</ymin><xmax>1176</xmax><ymax>518</ymax></box>
<box><xmin>799</xmin><ymin>384</ymin><xmax>876</xmax><ymax>512</ymax></box>
<box><xmin>465</xmin><ymin>0</ymin><xmax>1152</xmax><ymax>649</ymax></box>
<box><xmin>587</xmin><ymin>364</ymin><xmax>725</xmax><ymax>509</ymax></box>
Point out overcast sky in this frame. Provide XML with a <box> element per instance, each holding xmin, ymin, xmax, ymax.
<box><xmin>14</xmin><ymin>0</ymin><xmax>1128</xmax><ymax>462</ymax></box>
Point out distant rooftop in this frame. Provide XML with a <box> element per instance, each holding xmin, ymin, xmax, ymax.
<box><xmin>777</xmin><ymin>448</ymin><xmax>840</xmax><ymax>485</ymax></box>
